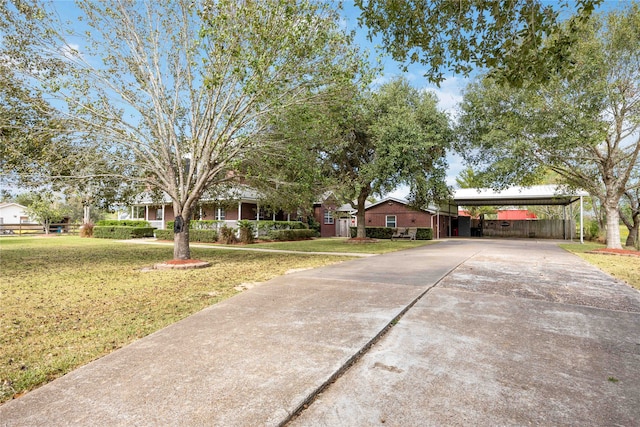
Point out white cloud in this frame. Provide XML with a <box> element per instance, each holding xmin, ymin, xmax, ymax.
<box><xmin>446</xmin><ymin>152</ymin><xmax>466</xmax><ymax>188</ymax></box>
<box><xmin>423</xmin><ymin>76</ymin><xmax>466</xmax><ymax>118</ymax></box>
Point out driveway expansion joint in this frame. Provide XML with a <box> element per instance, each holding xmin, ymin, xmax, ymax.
<box><xmin>280</xmin><ymin>249</ymin><xmax>481</xmax><ymax>426</ymax></box>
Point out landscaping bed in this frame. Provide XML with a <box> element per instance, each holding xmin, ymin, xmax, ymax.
<box><xmin>587</xmin><ymin>248</ymin><xmax>640</xmax><ymax>257</ymax></box>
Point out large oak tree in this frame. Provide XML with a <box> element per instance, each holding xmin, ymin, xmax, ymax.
<box><xmin>456</xmin><ymin>5</ymin><xmax>640</xmax><ymax>249</ymax></box>
<box><xmin>1</xmin><ymin>0</ymin><xmax>365</xmax><ymax>259</ymax></box>
<box><xmin>264</xmin><ymin>78</ymin><xmax>452</xmax><ymax>238</ymax></box>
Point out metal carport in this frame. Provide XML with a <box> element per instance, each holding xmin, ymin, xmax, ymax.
<box><xmin>452</xmin><ymin>185</ymin><xmax>590</xmax><ymax>243</ymax></box>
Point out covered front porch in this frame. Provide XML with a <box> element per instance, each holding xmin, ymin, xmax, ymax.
<box><xmin>129</xmin><ymin>187</ymin><xmax>299</xmax><ymax>232</ymax></box>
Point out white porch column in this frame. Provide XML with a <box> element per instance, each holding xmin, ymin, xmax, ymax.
<box><xmin>145</xmin><ymin>205</ymin><xmax>149</xmax><ymax>221</ymax></box>
<box><xmin>238</xmin><ymin>202</ymin><xmax>242</xmax><ymax>220</ymax></box>
<box><xmin>162</xmin><ymin>205</ymin><xmax>166</xmax><ymax>230</ymax></box>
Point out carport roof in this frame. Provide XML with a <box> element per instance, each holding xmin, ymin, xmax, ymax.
<box><xmin>453</xmin><ymin>185</ymin><xmax>589</xmax><ymax>206</ymax></box>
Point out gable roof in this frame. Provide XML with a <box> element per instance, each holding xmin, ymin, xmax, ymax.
<box><xmin>0</xmin><ymin>202</ymin><xmax>28</xmax><ymax>210</ymax></box>
<box><xmin>364</xmin><ymin>197</ymin><xmax>451</xmax><ymax>215</ymax></box>
<box><xmin>365</xmin><ymin>197</ymin><xmax>412</xmax><ymax>210</ymax></box>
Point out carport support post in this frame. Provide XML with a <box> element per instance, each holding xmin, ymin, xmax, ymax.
<box><xmin>580</xmin><ymin>196</ymin><xmax>584</xmax><ymax>244</ymax></box>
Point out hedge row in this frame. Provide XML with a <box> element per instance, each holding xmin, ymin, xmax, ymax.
<box><xmin>349</xmin><ymin>226</ymin><xmax>393</xmax><ymax>239</ymax></box>
<box><xmin>268</xmin><ymin>229</ymin><xmax>316</xmax><ymax>241</ymax></box>
<box><xmin>166</xmin><ymin>220</ymin><xmax>222</xmax><ymax>230</ymax></box>
<box><xmin>349</xmin><ymin>227</ymin><xmax>433</xmax><ymax>240</ymax></box>
<box><xmin>93</xmin><ymin>226</ymin><xmax>155</xmax><ymax>239</ymax></box>
<box><xmin>155</xmin><ymin>229</ymin><xmax>219</xmax><ymax>242</ymax></box>
<box><xmin>415</xmin><ymin>228</ymin><xmax>434</xmax><ymax>240</ymax></box>
<box><xmin>256</xmin><ymin>220</ymin><xmax>307</xmax><ymax>231</ymax></box>
<box><xmin>96</xmin><ymin>219</ymin><xmax>150</xmax><ymax>227</ymax></box>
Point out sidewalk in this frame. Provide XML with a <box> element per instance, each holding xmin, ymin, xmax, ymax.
<box><xmin>1</xmin><ymin>239</ymin><xmax>639</xmax><ymax>426</ymax></box>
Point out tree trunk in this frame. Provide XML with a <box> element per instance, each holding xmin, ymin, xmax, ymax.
<box><xmin>619</xmin><ymin>197</ymin><xmax>639</xmax><ymax>249</ymax></box>
<box><xmin>626</xmin><ymin>224</ymin><xmax>639</xmax><ymax>248</ymax></box>
<box><xmin>173</xmin><ymin>226</ymin><xmax>190</xmax><ymax>259</ymax></box>
<box><xmin>173</xmin><ymin>205</ymin><xmax>191</xmax><ymax>260</ymax></box>
<box><xmin>604</xmin><ymin>202</ymin><xmax>623</xmax><ymax>249</ymax></box>
<box><xmin>355</xmin><ymin>189</ymin><xmax>369</xmax><ymax>239</ymax></box>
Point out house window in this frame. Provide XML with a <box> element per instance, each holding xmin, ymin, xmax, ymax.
<box><xmin>133</xmin><ymin>206</ymin><xmax>145</xmax><ymax>219</ymax></box>
<box><xmin>156</xmin><ymin>209</ymin><xmax>164</xmax><ymax>221</ymax></box>
<box><xmin>216</xmin><ymin>207</ymin><xmax>225</xmax><ymax>221</ymax></box>
<box><xmin>324</xmin><ymin>209</ymin><xmax>334</xmax><ymax>224</ymax></box>
<box><xmin>386</xmin><ymin>215</ymin><xmax>397</xmax><ymax>228</ymax></box>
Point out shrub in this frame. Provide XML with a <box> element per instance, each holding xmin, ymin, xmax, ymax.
<box><xmin>79</xmin><ymin>223</ymin><xmax>94</xmax><ymax>238</ymax></box>
<box><xmin>586</xmin><ymin>220</ymin><xmax>600</xmax><ymax>241</ymax></box>
<box><xmin>96</xmin><ymin>219</ymin><xmax>150</xmax><ymax>227</ymax></box>
<box><xmin>155</xmin><ymin>229</ymin><xmax>173</xmax><ymax>240</ymax></box>
<box><xmin>218</xmin><ymin>225</ymin><xmax>237</xmax><ymax>244</ymax></box>
<box><xmin>306</xmin><ymin>216</ymin><xmax>321</xmax><ymax>234</ymax></box>
<box><xmin>349</xmin><ymin>226</ymin><xmax>433</xmax><ymax>240</ymax></box>
<box><xmin>256</xmin><ymin>220</ymin><xmax>307</xmax><ymax>236</ymax></box>
<box><xmin>268</xmin><ymin>229</ymin><xmax>315</xmax><ymax>241</ymax></box>
<box><xmin>416</xmin><ymin>228</ymin><xmax>433</xmax><ymax>240</ymax></box>
<box><xmin>154</xmin><ymin>229</ymin><xmax>218</xmax><ymax>242</ymax></box>
<box><xmin>349</xmin><ymin>227</ymin><xmax>394</xmax><ymax>239</ymax></box>
<box><xmin>238</xmin><ymin>220</ymin><xmax>255</xmax><ymax>244</ymax></box>
<box><xmin>166</xmin><ymin>220</ymin><xmax>221</xmax><ymax>230</ymax></box>
<box><xmin>93</xmin><ymin>226</ymin><xmax>155</xmax><ymax>239</ymax></box>
<box><xmin>189</xmin><ymin>229</ymin><xmax>218</xmax><ymax>242</ymax></box>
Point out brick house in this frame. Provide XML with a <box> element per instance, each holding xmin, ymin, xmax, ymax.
<box><xmin>362</xmin><ymin>197</ymin><xmax>456</xmax><ymax>239</ymax></box>
<box><xmin>129</xmin><ymin>186</ymin><xmax>295</xmax><ymax>230</ymax></box>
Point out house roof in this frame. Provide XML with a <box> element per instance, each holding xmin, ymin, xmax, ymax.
<box><xmin>0</xmin><ymin>202</ymin><xmax>28</xmax><ymax>210</ymax></box>
<box><xmin>452</xmin><ymin>185</ymin><xmax>589</xmax><ymax>207</ymax></box>
<box><xmin>133</xmin><ymin>186</ymin><xmax>261</xmax><ymax>206</ymax></box>
<box><xmin>364</xmin><ymin>197</ymin><xmax>455</xmax><ymax>215</ymax></box>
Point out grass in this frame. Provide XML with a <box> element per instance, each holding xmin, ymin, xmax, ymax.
<box><xmin>559</xmin><ymin>242</ymin><xmax>640</xmax><ymax>290</ymax></box>
<box><xmin>253</xmin><ymin>237</ymin><xmax>439</xmax><ymax>254</ymax></box>
<box><xmin>0</xmin><ymin>236</ymin><xmax>351</xmax><ymax>403</ymax></box>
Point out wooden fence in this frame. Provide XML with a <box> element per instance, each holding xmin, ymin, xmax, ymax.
<box><xmin>482</xmin><ymin>219</ymin><xmax>575</xmax><ymax>239</ymax></box>
<box><xmin>0</xmin><ymin>222</ymin><xmax>81</xmax><ymax>236</ymax></box>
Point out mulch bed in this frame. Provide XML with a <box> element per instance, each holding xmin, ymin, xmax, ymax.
<box><xmin>587</xmin><ymin>248</ymin><xmax>640</xmax><ymax>257</ymax></box>
<box><xmin>153</xmin><ymin>259</ymin><xmax>212</xmax><ymax>270</ymax></box>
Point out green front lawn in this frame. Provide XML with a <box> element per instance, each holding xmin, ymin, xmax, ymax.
<box><xmin>559</xmin><ymin>242</ymin><xmax>640</xmax><ymax>290</ymax></box>
<box><xmin>0</xmin><ymin>236</ymin><xmax>349</xmax><ymax>403</ymax></box>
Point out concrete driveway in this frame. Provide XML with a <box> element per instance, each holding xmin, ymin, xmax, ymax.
<box><xmin>1</xmin><ymin>239</ymin><xmax>638</xmax><ymax>426</ymax></box>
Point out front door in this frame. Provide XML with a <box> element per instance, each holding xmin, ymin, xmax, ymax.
<box><xmin>336</xmin><ymin>218</ymin><xmax>350</xmax><ymax>237</ymax></box>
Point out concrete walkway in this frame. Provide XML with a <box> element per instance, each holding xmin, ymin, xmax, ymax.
<box><xmin>1</xmin><ymin>239</ymin><xmax>639</xmax><ymax>426</ymax></box>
